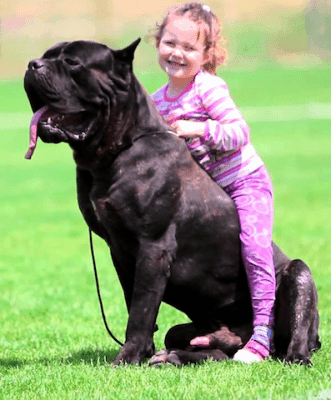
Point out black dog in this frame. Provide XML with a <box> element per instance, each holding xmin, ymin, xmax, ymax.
<box><xmin>24</xmin><ymin>39</ymin><xmax>321</xmax><ymax>365</ymax></box>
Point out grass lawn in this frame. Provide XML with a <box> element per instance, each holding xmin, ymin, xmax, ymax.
<box><xmin>1</xmin><ymin>66</ymin><xmax>331</xmax><ymax>399</ymax></box>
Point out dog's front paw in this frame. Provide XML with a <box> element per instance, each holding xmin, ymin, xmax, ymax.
<box><xmin>114</xmin><ymin>341</ymin><xmax>155</xmax><ymax>365</ymax></box>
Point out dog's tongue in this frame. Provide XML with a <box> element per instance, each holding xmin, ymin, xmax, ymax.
<box><xmin>25</xmin><ymin>105</ymin><xmax>49</xmax><ymax>159</ymax></box>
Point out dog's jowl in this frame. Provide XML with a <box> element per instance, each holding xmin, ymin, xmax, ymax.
<box><xmin>24</xmin><ymin>39</ymin><xmax>321</xmax><ymax>365</ymax></box>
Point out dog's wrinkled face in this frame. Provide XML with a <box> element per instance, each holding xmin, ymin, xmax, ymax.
<box><xmin>24</xmin><ymin>39</ymin><xmax>140</xmax><ymax>158</ymax></box>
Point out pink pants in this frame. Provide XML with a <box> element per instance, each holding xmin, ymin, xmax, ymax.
<box><xmin>223</xmin><ymin>165</ymin><xmax>276</xmax><ymax>327</ymax></box>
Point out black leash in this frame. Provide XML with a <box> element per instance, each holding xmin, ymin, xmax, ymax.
<box><xmin>89</xmin><ymin>229</ymin><xmax>124</xmax><ymax>347</ymax></box>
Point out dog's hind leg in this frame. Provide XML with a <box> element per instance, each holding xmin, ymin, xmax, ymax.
<box><xmin>165</xmin><ymin>323</ymin><xmax>242</xmax><ymax>352</ymax></box>
<box><xmin>149</xmin><ymin>323</ymin><xmax>243</xmax><ymax>366</ymax></box>
<box><xmin>308</xmin><ymin>306</ymin><xmax>321</xmax><ymax>354</ymax></box>
<box><xmin>274</xmin><ymin>259</ymin><xmax>320</xmax><ymax>365</ymax></box>
<box><xmin>164</xmin><ymin>322</ymin><xmax>201</xmax><ymax>350</ymax></box>
<box><xmin>149</xmin><ymin>348</ymin><xmax>229</xmax><ymax>366</ymax></box>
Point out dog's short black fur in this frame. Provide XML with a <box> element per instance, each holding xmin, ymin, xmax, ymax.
<box><xmin>24</xmin><ymin>39</ymin><xmax>321</xmax><ymax>365</ymax></box>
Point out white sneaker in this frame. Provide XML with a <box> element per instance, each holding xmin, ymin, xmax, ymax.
<box><xmin>233</xmin><ymin>349</ymin><xmax>263</xmax><ymax>364</ymax></box>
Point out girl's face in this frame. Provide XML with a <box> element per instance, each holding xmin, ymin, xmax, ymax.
<box><xmin>157</xmin><ymin>16</ymin><xmax>209</xmax><ymax>88</ymax></box>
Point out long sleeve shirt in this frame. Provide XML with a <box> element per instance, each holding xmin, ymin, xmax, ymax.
<box><xmin>151</xmin><ymin>70</ymin><xmax>264</xmax><ymax>188</ymax></box>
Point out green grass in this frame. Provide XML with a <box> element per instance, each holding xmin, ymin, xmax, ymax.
<box><xmin>1</xmin><ymin>67</ymin><xmax>331</xmax><ymax>399</ymax></box>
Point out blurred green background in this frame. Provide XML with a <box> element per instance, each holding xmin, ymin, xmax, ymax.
<box><xmin>1</xmin><ymin>0</ymin><xmax>331</xmax><ymax>79</ymax></box>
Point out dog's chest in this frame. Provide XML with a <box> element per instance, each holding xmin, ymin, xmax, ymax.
<box><xmin>91</xmin><ymin>194</ymin><xmax>119</xmax><ymax>226</ymax></box>
<box><xmin>90</xmin><ymin>182</ymin><xmax>133</xmax><ymax>232</ymax></box>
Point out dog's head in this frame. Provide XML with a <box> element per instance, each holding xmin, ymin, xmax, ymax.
<box><xmin>24</xmin><ymin>39</ymin><xmax>141</xmax><ymax>159</ymax></box>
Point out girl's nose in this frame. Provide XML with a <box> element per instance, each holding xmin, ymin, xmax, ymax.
<box><xmin>172</xmin><ymin>47</ymin><xmax>184</xmax><ymax>58</ymax></box>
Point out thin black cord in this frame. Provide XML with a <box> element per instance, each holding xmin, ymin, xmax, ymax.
<box><xmin>89</xmin><ymin>229</ymin><xmax>124</xmax><ymax>347</ymax></box>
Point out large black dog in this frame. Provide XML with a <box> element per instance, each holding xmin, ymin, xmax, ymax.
<box><xmin>24</xmin><ymin>39</ymin><xmax>321</xmax><ymax>365</ymax></box>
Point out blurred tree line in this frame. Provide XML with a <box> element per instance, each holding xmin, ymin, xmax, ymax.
<box><xmin>1</xmin><ymin>0</ymin><xmax>331</xmax><ymax>78</ymax></box>
<box><xmin>305</xmin><ymin>0</ymin><xmax>331</xmax><ymax>59</ymax></box>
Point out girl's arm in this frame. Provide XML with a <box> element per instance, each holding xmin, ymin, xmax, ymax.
<box><xmin>202</xmin><ymin>84</ymin><xmax>250</xmax><ymax>151</ymax></box>
<box><xmin>173</xmin><ymin>81</ymin><xmax>250</xmax><ymax>152</ymax></box>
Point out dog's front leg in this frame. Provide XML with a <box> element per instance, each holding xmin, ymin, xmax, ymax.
<box><xmin>76</xmin><ymin>167</ymin><xmax>108</xmax><ymax>239</ymax></box>
<box><xmin>113</xmin><ymin>238</ymin><xmax>173</xmax><ymax>365</ymax></box>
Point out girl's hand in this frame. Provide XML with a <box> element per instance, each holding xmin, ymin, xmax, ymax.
<box><xmin>172</xmin><ymin>120</ymin><xmax>206</xmax><ymax>138</ymax></box>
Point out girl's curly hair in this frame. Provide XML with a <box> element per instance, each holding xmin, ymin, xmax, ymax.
<box><xmin>151</xmin><ymin>2</ymin><xmax>227</xmax><ymax>74</ymax></box>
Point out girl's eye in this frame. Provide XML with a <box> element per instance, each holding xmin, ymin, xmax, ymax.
<box><xmin>184</xmin><ymin>46</ymin><xmax>194</xmax><ymax>51</ymax></box>
<box><xmin>165</xmin><ymin>41</ymin><xmax>175</xmax><ymax>47</ymax></box>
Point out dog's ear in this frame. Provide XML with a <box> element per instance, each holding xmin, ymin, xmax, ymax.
<box><xmin>109</xmin><ymin>38</ymin><xmax>141</xmax><ymax>89</ymax></box>
<box><xmin>113</xmin><ymin>38</ymin><xmax>141</xmax><ymax>64</ymax></box>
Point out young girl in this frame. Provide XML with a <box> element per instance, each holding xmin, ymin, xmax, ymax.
<box><xmin>150</xmin><ymin>2</ymin><xmax>276</xmax><ymax>363</ymax></box>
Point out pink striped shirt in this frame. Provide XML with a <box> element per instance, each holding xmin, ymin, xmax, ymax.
<box><xmin>151</xmin><ymin>70</ymin><xmax>264</xmax><ymax>187</ymax></box>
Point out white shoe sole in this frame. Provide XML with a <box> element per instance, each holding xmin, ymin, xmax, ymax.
<box><xmin>233</xmin><ymin>349</ymin><xmax>262</xmax><ymax>364</ymax></box>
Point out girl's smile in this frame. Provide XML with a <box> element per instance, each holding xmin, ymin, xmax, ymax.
<box><xmin>157</xmin><ymin>16</ymin><xmax>209</xmax><ymax>93</ymax></box>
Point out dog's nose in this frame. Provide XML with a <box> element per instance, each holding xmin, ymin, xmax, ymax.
<box><xmin>28</xmin><ymin>59</ymin><xmax>45</xmax><ymax>70</ymax></box>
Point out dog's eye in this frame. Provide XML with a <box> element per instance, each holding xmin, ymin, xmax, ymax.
<box><xmin>64</xmin><ymin>58</ymin><xmax>80</xmax><ymax>67</ymax></box>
